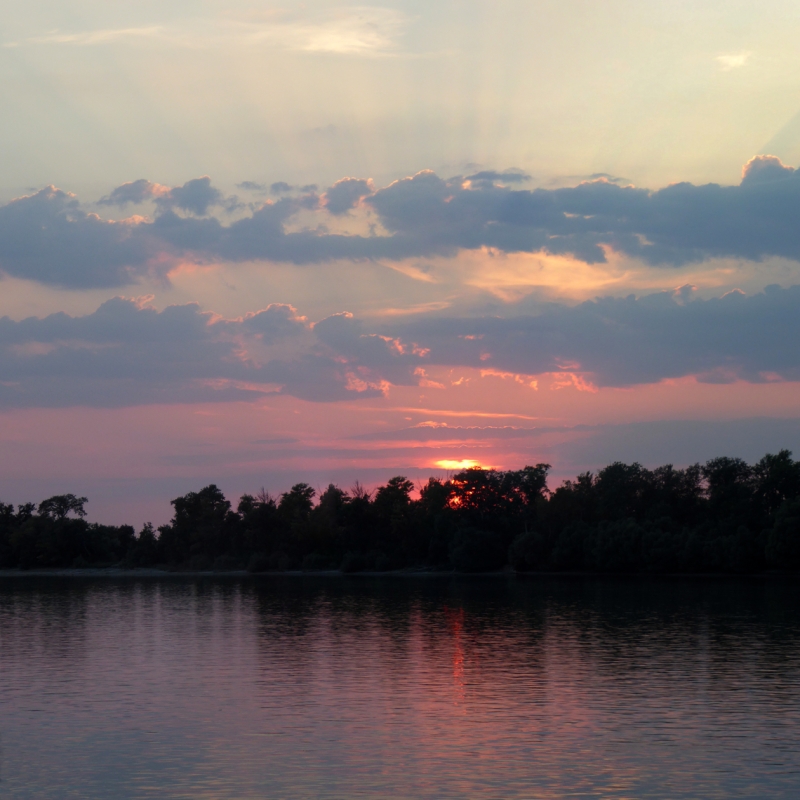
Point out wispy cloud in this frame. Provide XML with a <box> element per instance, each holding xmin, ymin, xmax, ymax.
<box><xmin>5</xmin><ymin>8</ymin><xmax>409</xmax><ymax>56</ymax></box>
<box><xmin>716</xmin><ymin>51</ymin><xmax>751</xmax><ymax>71</ymax></box>
<box><xmin>13</xmin><ymin>26</ymin><xmax>163</xmax><ymax>46</ymax></box>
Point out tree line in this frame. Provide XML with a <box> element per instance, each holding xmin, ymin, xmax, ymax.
<box><xmin>3</xmin><ymin>451</ymin><xmax>800</xmax><ymax>573</ymax></box>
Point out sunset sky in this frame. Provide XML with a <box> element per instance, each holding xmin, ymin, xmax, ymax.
<box><xmin>4</xmin><ymin>0</ymin><xmax>800</xmax><ymax>525</ymax></box>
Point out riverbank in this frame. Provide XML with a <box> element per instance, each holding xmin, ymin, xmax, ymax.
<box><xmin>0</xmin><ymin>567</ymin><xmax>793</xmax><ymax>579</ymax></box>
<box><xmin>0</xmin><ymin>567</ymin><xmax>459</xmax><ymax>578</ymax></box>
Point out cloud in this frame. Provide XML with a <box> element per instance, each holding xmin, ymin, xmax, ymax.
<box><xmin>586</xmin><ymin>173</ymin><xmax>628</xmax><ymax>183</ymax></box>
<box><xmin>270</xmin><ymin>182</ymin><xmax>318</xmax><ymax>195</ymax></box>
<box><xmin>7</xmin><ymin>9</ymin><xmax>409</xmax><ymax>56</ymax></box>
<box><xmin>377</xmin><ymin>283</ymin><xmax>800</xmax><ymax>387</ymax></box>
<box><xmin>236</xmin><ymin>181</ymin><xmax>319</xmax><ymax>195</ymax></box>
<box><xmin>323</xmin><ymin>178</ymin><xmax>373</xmax><ymax>214</ymax></box>
<box><xmin>259</xmin><ymin>355</ymin><xmax>389</xmax><ymax>402</ymax></box>
<box><xmin>98</xmin><ymin>179</ymin><xmax>171</xmax><ymax>207</ymax></box>
<box><xmin>0</xmin><ymin>298</ymin><xmax>404</xmax><ymax>407</ymax></box>
<box><xmin>740</xmin><ymin>154</ymin><xmax>795</xmax><ymax>186</ymax></box>
<box><xmin>237</xmin><ymin>181</ymin><xmax>268</xmax><ymax>193</ymax></box>
<box><xmin>100</xmin><ymin>176</ymin><xmax>230</xmax><ymax>215</ymax></box>
<box><xmin>0</xmin><ymin>187</ymin><xmax>155</xmax><ymax>288</ymax></box>
<box><xmin>354</xmin><ymin>417</ymin><xmax>800</xmax><ymax>475</ymax></box>
<box><xmin>6</xmin><ymin>284</ymin><xmax>800</xmax><ymax>409</ymax></box>
<box><xmin>0</xmin><ymin>298</ymin><xmax>248</xmax><ymax>407</ymax></box>
<box><xmin>311</xmin><ymin>312</ymin><xmax>426</xmax><ymax>388</ymax></box>
<box><xmin>7</xmin><ymin>156</ymin><xmax>800</xmax><ymax>289</ymax></box>
<box><xmin>359</xmin><ymin>157</ymin><xmax>800</xmax><ymax>267</ymax></box>
<box><xmin>288</xmin><ymin>282</ymin><xmax>800</xmax><ymax>390</ymax></box>
<box><xmin>464</xmin><ymin>169</ymin><xmax>531</xmax><ymax>185</ymax></box>
<box><xmin>8</xmin><ymin>26</ymin><xmax>163</xmax><ymax>47</ymax></box>
<box><xmin>353</xmin><ymin>424</ymin><xmax>546</xmax><ymax>442</ymax></box>
<box><xmin>282</xmin><ymin>8</ymin><xmax>408</xmax><ymax>55</ymax></box>
<box><xmin>161</xmin><ymin>176</ymin><xmax>225</xmax><ymax>215</ymax></box>
<box><xmin>240</xmin><ymin>304</ymin><xmax>307</xmax><ymax>343</ymax></box>
<box><xmin>716</xmin><ymin>51</ymin><xmax>751</xmax><ymax>71</ymax></box>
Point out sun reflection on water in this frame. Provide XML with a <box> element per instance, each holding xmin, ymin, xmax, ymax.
<box><xmin>0</xmin><ymin>577</ymin><xmax>799</xmax><ymax>799</ymax></box>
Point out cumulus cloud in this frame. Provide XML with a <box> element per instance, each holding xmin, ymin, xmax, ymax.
<box><xmin>161</xmin><ymin>176</ymin><xmax>225</xmax><ymax>215</ymax></box>
<box><xmin>6</xmin><ymin>284</ymin><xmax>800</xmax><ymax>408</ymax></box>
<box><xmin>100</xmin><ymin>176</ymin><xmax>231</xmax><ymax>215</ymax></box>
<box><xmin>301</xmin><ymin>282</ymin><xmax>800</xmax><ymax>389</ymax></box>
<box><xmin>376</xmin><ymin>284</ymin><xmax>800</xmax><ymax>387</ymax></box>
<box><xmin>0</xmin><ymin>298</ymin><xmax>247</xmax><ymax>407</ymax></box>
<box><xmin>323</xmin><ymin>178</ymin><xmax>373</xmax><ymax>214</ymax></box>
<box><xmin>6</xmin><ymin>156</ymin><xmax>800</xmax><ymax>288</ymax></box>
<box><xmin>0</xmin><ymin>298</ymin><xmax>406</xmax><ymax>407</ymax></box>
<box><xmin>239</xmin><ymin>304</ymin><xmax>307</xmax><ymax>342</ymax></box>
<box><xmin>98</xmin><ymin>179</ymin><xmax>170</xmax><ymax>207</ymax></box>
<box><xmin>0</xmin><ymin>187</ymin><xmax>155</xmax><ymax>288</ymax></box>
<box><xmin>740</xmin><ymin>154</ymin><xmax>795</xmax><ymax>185</ymax></box>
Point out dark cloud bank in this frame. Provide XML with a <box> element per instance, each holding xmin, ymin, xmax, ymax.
<box><xmin>3</xmin><ymin>155</ymin><xmax>800</xmax><ymax>288</ymax></box>
<box><xmin>3</xmin><ymin>283</ymin><xmax>800</xmax><ymax>407</ymax></box>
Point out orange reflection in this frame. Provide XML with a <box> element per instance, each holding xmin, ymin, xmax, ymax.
<box><xmin>444</xmin><ymin>605</ymin><xmax>466</xmax><ymax>704</ymax></box>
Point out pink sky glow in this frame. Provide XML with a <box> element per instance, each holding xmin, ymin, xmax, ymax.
<box><xmin>5</xmin><ymin>2</ymin><xmax>800</xmax><ymax>522</ymax></box>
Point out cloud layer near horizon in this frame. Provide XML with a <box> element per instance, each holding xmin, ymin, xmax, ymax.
<box><xmin>3</xmin><ymin>282</ymin><xmax>800</xmax><ymax>408</ymax></box>
<box><xmin>4</xmin><ymin>155</ymin><xmax>800</xmax><ymax>288</ymax></box>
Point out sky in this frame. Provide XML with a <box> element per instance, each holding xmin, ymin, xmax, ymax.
<box><xmin>4</xmin><ymin>0</ymin><xmax>800</xmax><ymax>526</ymax></box>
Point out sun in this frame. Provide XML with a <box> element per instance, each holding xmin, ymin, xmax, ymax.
<box><xmin>434</xmin><ymin>459</ymin><xmax>484</xmax><ymax>470</ymax></box>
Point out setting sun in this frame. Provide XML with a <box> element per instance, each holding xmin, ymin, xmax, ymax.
<box><xmin>435</xmin><ymin>459</ymin><xmax>486</xmax><ymax>470</ymax></box>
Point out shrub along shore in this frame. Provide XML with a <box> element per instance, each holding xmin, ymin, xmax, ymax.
<box><xmin>3</xmin><ymin>452</ymin><xmax>800</xmax><ymax>574</ymax></box>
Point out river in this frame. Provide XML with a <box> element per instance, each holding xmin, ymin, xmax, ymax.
<box><xmin>0</xmin><ymin>575</ymin><xmax>798</xmax><ymax>798</ymax></box>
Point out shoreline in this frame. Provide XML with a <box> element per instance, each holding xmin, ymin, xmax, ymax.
<box><xmin>0</xmin><ymin>567</ymin><xmax>794</xmax><ymax>580</ymax></box>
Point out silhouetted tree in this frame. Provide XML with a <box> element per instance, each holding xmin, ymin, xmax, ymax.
<box><xmin>279</xmin><ymin>484</ymin><xmax>315</xmax><ymax>522</ymax></box>
<box><xmin>38</xmin><ymin>494</ymin><xmax>88</xmax><ymax>520</ymax></box>
<box><xmin>125</xmin><ymin>523</ymin><xmax>159</xmax><ymax>567</ymax></box>
<box><xmin>5</xmin><ymin>450</ymin><xmax>800</xmax><ymax>574</ymax></box>
<box><xmin>159</xmin><ymin>484</ymin><xmax>235</xmax><ymax>566</ymax></box>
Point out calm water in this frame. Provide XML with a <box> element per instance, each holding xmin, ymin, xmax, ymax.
<box><xmin>1</xmin><ymin>576</ymin><xmax>799</xmax><ymax>799</ymax></box>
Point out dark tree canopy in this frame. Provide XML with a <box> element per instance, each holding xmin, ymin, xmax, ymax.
<box><xmin>3</xmin><ymin>454</ymin><xmax>800</xmax><ymax>574</ymax></box>
<box><xmin>38</xmin><ymin>494</ymin><xmax>88</xmax><ymax>520</ymax></box>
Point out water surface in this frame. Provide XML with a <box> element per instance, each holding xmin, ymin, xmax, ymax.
<box><xmin>1</xmin><ymin>575</ymin><xmax>799</xmax><ymax>799</ymax></box>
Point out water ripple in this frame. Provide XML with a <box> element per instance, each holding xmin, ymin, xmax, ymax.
<box><xmin>0</xmin><ymin>576</ymin><xmax>799</xmax><ymax>799</ymax></box>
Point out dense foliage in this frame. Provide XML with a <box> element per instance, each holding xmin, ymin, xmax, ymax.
<box><xmin>3</xmin><ymin>451</ymin><xmax>800</xmax><ymax>573</ymax></box>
